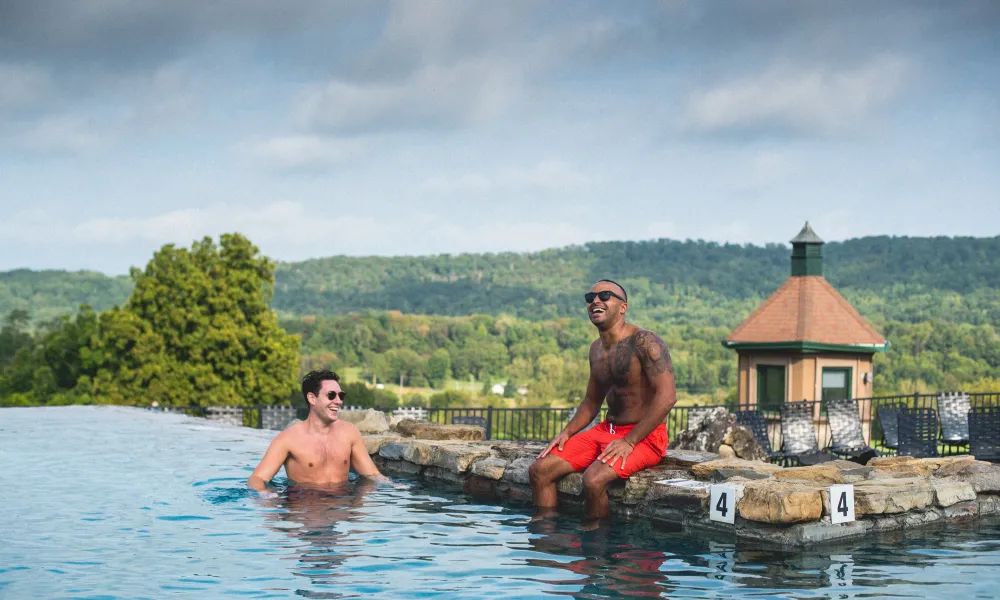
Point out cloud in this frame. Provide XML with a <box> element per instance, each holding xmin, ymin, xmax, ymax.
<box><xmin>684</xmin><ymin>56</ymin><xmax>911</xmax><ymax>134</ymax></box>
<box><xmin>300</xmin><ymin>59</ymin><xmax>523</xmax><ymax>134</ymax></box>
<box><xmin>21</xmin><ymin>115</ymin><xmax>105</xmax><ymax>155</ymax></box>
<box><xmin>0</xmin><ymin>63</ymin><xmax>52</xmax><ymax>111</ymax></box>
<box><xmin>727</xmin><ymin>150</ymin><xmax>799</xmax><ymax>193</ymax></box>
<box><xmin>0</xmin><ymin>201</ymin><xmax>603</xmax><ymax>262</ymax></box>
<box><xmin>420</xmin><ymin>160</ymin><xmax>597</xmax><ymax>195</ymax></box>
<box><xmin>243</xmin><ymin>136</ymin><xmax>367</xmax><ymax>172</ymax></box>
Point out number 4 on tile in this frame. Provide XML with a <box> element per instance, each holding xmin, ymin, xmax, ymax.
<box><xmin>710</xmin><ymin>484</ymin><xmax>736</xmax><ymax>524</ymax></box>
<box><xmin>829</xmin><ymin>484</ymin><xmax>856</xmax><ymax>524</ymax></box>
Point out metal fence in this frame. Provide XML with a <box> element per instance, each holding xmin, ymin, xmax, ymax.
<box><xmin>8</xmin><ymin>392</ymin><xmax>999</xmax><ymax>454</ymax></box>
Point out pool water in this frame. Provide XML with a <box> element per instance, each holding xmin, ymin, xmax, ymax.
<box><xmin>3</xmin><ymin>407</ymin><xmax>1000</xmax><ymax>599</ymax></box>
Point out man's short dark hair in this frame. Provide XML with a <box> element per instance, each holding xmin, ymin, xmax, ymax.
<box><xmin>597</xmin><ymin>279</ymin><xmax>627</xmax><ymax>303</ymax></box>
<box><xmin>302</xmin><ymin>369</ymin><xmax>339</xmax><ymax>399</ymax></box>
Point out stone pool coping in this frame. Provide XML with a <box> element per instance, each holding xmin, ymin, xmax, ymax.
<box><xmin>364</xmin><ymin>434</ymin><xmax>1000</xmax><ymax>548</ymax></box>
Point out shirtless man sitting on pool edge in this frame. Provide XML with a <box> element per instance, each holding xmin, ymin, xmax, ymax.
<box><xmin>529</xmin><ymin>279</ymin><xmax>676</xmax><ymax>525</ymax></box>
<box><xmin>248</xmin><ymin>369</ymin><xmax>390</xmax><ymax>493</ymax></box>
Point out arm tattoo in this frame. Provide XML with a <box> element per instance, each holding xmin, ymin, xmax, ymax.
<box><xmin>635</xmin><ymin>330</ymin><xmax>673</xmax><ymax>377</ymax></box>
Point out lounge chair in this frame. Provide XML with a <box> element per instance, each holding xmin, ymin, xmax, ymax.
<box><xmin>968</xmin><ymin>406</ymin><xmax>1000</xmax><ymax>462</ymax></box>
<box><xmin>735</xmin><ymin>409</ymin><xmax>778</xmax><ymax>460</ymax></box>
<box><xmin>777</xmin><ymin>401</ymin><xmax>836</xmax><ymax>466</ymax></box>
<box><xmin>938</xmin><ymin>392</ymin><xmax>971</xmax><ymax>448</ymax></box>
<box><xmin>875</xmin><ymin>404</ymin><xmax>902</xmax><ymax>450</ymax></box>
<box><xmin>826</xmin><ymin>398</ymin><xmax>878</xmax><ymax>464</ymax></box>
<box><xmin>897</xmin><ymin>408</ymin><xmax>940</xmax><ymax>458</ymax></box>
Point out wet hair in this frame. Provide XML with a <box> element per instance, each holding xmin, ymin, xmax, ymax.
<box><xmin>302</xmin><ymin>369</ymin><xmax>339</xmax><ymax>399</ymax></box>
<box><xmin>596</xmin><ymin>279</ymin><xmax>628</xmax><ymax>303</ymax></box>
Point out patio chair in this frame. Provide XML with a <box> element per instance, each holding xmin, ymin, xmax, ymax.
<box><xmin>826</xmin><ymin>398</ymin><xmax>878</xmax><ymax>464</ymax></box>
<box><xmin>778</xmin><ymin>401</ymin><xmax>836</xmax><ymax>466</ymax></box>
<box><xmin>968</xmin><ymin>406</ymin><xmax>1000</xmax><ymax>462</ymax></box>
<box><xmin>897</xmin><ymin>408</ymin><xmax>940</xmax><ymax>458</ymax></box>
<box><xmin>875</xmin><ymin>405</ymin><xmax>902</xmax><ymax>450</ymax></box>
<box><xmin>735</xmin><ymin>409</ymin><xmax>776</xmax><ymax>459</ymax></box>
<box><xmin>937</xmin><ymin>392</ymin><xmax>971</xmax><ymax>445</ymax></box>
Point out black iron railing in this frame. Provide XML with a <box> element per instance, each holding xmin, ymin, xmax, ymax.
<box><xmin>6</xmin><ymin>393</ymin><xmax>1000</xmax><ymax>457</ymax></box>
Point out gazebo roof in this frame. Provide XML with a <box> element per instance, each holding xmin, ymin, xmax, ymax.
<box><xmin>724</xmin><ymin>275</ymin><xmax>887</xmax><ymax>353</ymax></box>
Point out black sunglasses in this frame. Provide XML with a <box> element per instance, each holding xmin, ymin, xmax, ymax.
<box><xmin>585</xmin><ymin>290</ymin><xmax>626</xmax><ymax>304</ymax></box>
<box><xmin>325</xmin><ymin>391</ymin><xmax>347</xmax><ymax>401</ymax></box>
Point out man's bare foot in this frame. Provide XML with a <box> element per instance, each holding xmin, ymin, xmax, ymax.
<box><xmin>530</xmin><ymin>507</ymin><xmax>559</xmax><ymax>522</ymax></box>
<box><xmin>580</xmin><ymin>518</ymin><xmax>604</xmax><ymax>532</ymax></box>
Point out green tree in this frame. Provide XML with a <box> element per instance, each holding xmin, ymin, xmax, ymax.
<box><xmin>82</xmin><ymin>234</ymin><xmax>300</xmax><ymax>406</ymax></box>
<box><xmin>427</xmin><ymin>348</ymin><xmax>452</xmax><ymax>388</ymax></box>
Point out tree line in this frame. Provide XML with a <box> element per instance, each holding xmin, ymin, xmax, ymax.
<box><xmin>1</xmin><ymin>233</ymin><xmax>998</xmax><ymax>408</ymax></box>
<box><xmin>4</xmin><ymin>235</ymin><xmax>999</xmax><ymax>328</ymax></box>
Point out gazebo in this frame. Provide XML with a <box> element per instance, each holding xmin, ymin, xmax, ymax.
<box><xmin>723</xmin><ymin>223</ymin><xmax>889</xmax><ymax>409</ymax></box>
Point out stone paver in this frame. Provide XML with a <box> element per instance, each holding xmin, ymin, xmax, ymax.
<box><xmin>738</xmin><ymin>481</ymin><xmax>823</xmax><ymax>524</ymax></box>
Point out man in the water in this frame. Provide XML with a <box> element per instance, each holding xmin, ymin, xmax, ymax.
<box><xmin>529</xmin><ymin>280</ymin><xmax>676</xmax><ymax>523</ymax></box>
<box><xmin>248</xmin><ymin>369</ymin><xmax>390</xmax><ymax>492</ymax></box>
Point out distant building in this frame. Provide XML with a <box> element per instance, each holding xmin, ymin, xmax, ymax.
<box><xmin>491</xmin><ymin>383</ymin><xmax>506</xmax><ymax>395</ymax></box>
<box><xmin>723</xmin><ymin>223</ymin><xmax>889</xmax><ymax>408</ymax></box>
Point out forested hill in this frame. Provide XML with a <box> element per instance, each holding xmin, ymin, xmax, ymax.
<box><xmin>3</xmin><ymin>235</ymin><xmax>999</xmax><ymax>326</ymax></box>
<box><xmin>270</xmin><ymin>235</ymin><xmax>1000</xmax><ymax>326</ymax></box>
<box><xmin>0</xmin><ymin>269</ymin><xmax>133</xmax><ymax>324</ymax></box>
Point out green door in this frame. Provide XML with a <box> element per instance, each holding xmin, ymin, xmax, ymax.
<box><xmin>757</xmin><ymin>365</ymin><xmax>786</xmax><ymax>410</ymax></box>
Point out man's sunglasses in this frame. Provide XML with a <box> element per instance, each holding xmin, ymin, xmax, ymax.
<box><xmin>325</xmin><ymin>391</ymin><xmax>347</xmax><ymax>401</ymax></box>
<box><xmin>585</xmin><ymin>290</ymin><xmax>626</xmax><ymax>304</ymax></box>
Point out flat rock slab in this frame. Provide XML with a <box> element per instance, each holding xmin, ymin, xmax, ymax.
<box><xmin>772</xmin><ymin>465</ymin><xmax>845</xmax><ymax>485</ymax></box>
<box><xmin>503</xmin><ymin>457</ymin><xmax>535</xmax><ymax>485</ymax></box>
<box><xmin>691</xmin><ymin>458</ymin><xmax>783</xmax><ymax>480</ymax></box>
<box><xmin>854</xmin><ymin>478</ymin><xmax>934</xmax><ymax>515</ymax></box>
<box><xmin>491</xmin><ymin>442</ymin><xmax>546</xmax><ymax>462</ymax></box>
<box><xmin>738</xmin><ymin>481</ymin><xmax>823</xmax><ymax>524</ymax></box>
<box><xmin>470</xmin><ymin>458</ymin><xmax>507</xmax><ymax>480</ymax></box>
<box><xmin>931</xmin><ymin>478</ymin><xmax>977</xmax><ymax>507</ymax></box>
<box><xmin>432</xmin><ymin>444</ymin><xmax>492</xmax><ymax>473</ymax></box>
<box><xmin>660</xmin><ymin>449</ymin><xmax>721</xmax><ymax>469</ymax></box>
<box><xmin>393</xmin><ymin>419</ymin><xmax>486</xmax><ymax>441</ymax></box>
<box><xmin>364</xmin><ymin>434</ymin><xmax>402</xmax><ymax>455</ymax></box>
<box><xmin>712</xmin><ymin>468</ymin><xmax>772</xmax><ymax>482</ymax></box>
<box><xmin>558</xmin><ymin>472</ymin><xmax>583</xmax><ymax>495</ymax></box>
<box><xmin>646</xmin><ymin>479</ymin><xmax>712</xmax><ymax>512</ymax></box>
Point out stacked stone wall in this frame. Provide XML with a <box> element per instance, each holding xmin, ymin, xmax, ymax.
<box><xmin>363</xmin><ymin>428</ymin><xmax>1000</xmax><ymax>548</ymax></box>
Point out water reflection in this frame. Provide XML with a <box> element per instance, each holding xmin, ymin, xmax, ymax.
<box><xmin>520</xmin><ymin>515</ymin><xmax>1000</xmax><ymax>599</ymax></box>
<box><xmin>261</xmin><ymin>479</ymin><xmax>375</xmax><ymax>599</ymax></box>
<box><xmin>526</xmin><ymin>517</ymin><xmax>677</xmax><ymax>598</ymax></box>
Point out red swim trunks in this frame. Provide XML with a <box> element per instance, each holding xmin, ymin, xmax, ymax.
<box><xmin>550</xmin><ymin>421</ymin><xmax>668</xmax><ymax>478</ymax></box>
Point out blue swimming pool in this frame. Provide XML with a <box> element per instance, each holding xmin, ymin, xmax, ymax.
<box><xmin>3</xmin><ymin>406</ymin><xmax>1000</xmax><ymax>599</ymax></box>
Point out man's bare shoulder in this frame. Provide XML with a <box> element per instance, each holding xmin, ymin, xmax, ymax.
<box><xmin>632</xmin><ymin>329</ymin><xmax>673</xmax><ymax>376</ymax></box>
<box><xmin>633</xmin><ymin>328</ymin><xmax>668</xmax><ymax>345</ymax></box>
<box><xmin>335</xmin><ymin>420</ymin><xmax>362</xmax><ymax>438</ymax></box>
<box><xmin>272</xmin><ymin>421</ymin><xmax>315</xmax><ymax>448</ymax></box>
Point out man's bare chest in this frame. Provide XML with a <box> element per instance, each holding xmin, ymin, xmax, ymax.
<box><xmin>287</xmin><ymin>438</ymin><xmax>351</xmax><ymax>472</ymax></box>
<box><xmin>595</xmin><ymin>344</ymin><xmax>641</xmax><ymax>388</ymax></box>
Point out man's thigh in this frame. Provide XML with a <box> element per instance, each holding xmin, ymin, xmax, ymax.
<box><xmin>549</xmin><ymin>427</ymin><xmax>605</xmax><ymax>472</ymax></box>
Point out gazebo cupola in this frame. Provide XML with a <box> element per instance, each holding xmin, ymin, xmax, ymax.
<box><xmin>723</xmin><ymin>223</ymin><xmax>889</xmax><ymax>408</ymax></box>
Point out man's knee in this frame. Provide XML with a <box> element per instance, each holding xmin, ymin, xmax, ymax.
<box><xmin>529</xmin><ymin>459</ymin><xmax>553</xmax><ymax>485</ymax></box>
<box><xmin>582</xmin><ymin>465</ymin><xmax>617</xmax><ymax>496</ymax></box>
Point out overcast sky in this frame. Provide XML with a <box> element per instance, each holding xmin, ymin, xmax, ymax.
<box><xmin>2</xmin><ymin>1</ymin><xmax>998</xmax><ymax>274</ymax></box>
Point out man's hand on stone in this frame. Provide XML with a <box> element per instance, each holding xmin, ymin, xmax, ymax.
<box><xmin>539</xmin><ymin>431</ymin><xmax>571</xmax><ymax>459</ymax></box>
<box><xmin>598</xmin><ymin>438</ymin><xmax>634</xmax><ymax>469</ymax></box>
